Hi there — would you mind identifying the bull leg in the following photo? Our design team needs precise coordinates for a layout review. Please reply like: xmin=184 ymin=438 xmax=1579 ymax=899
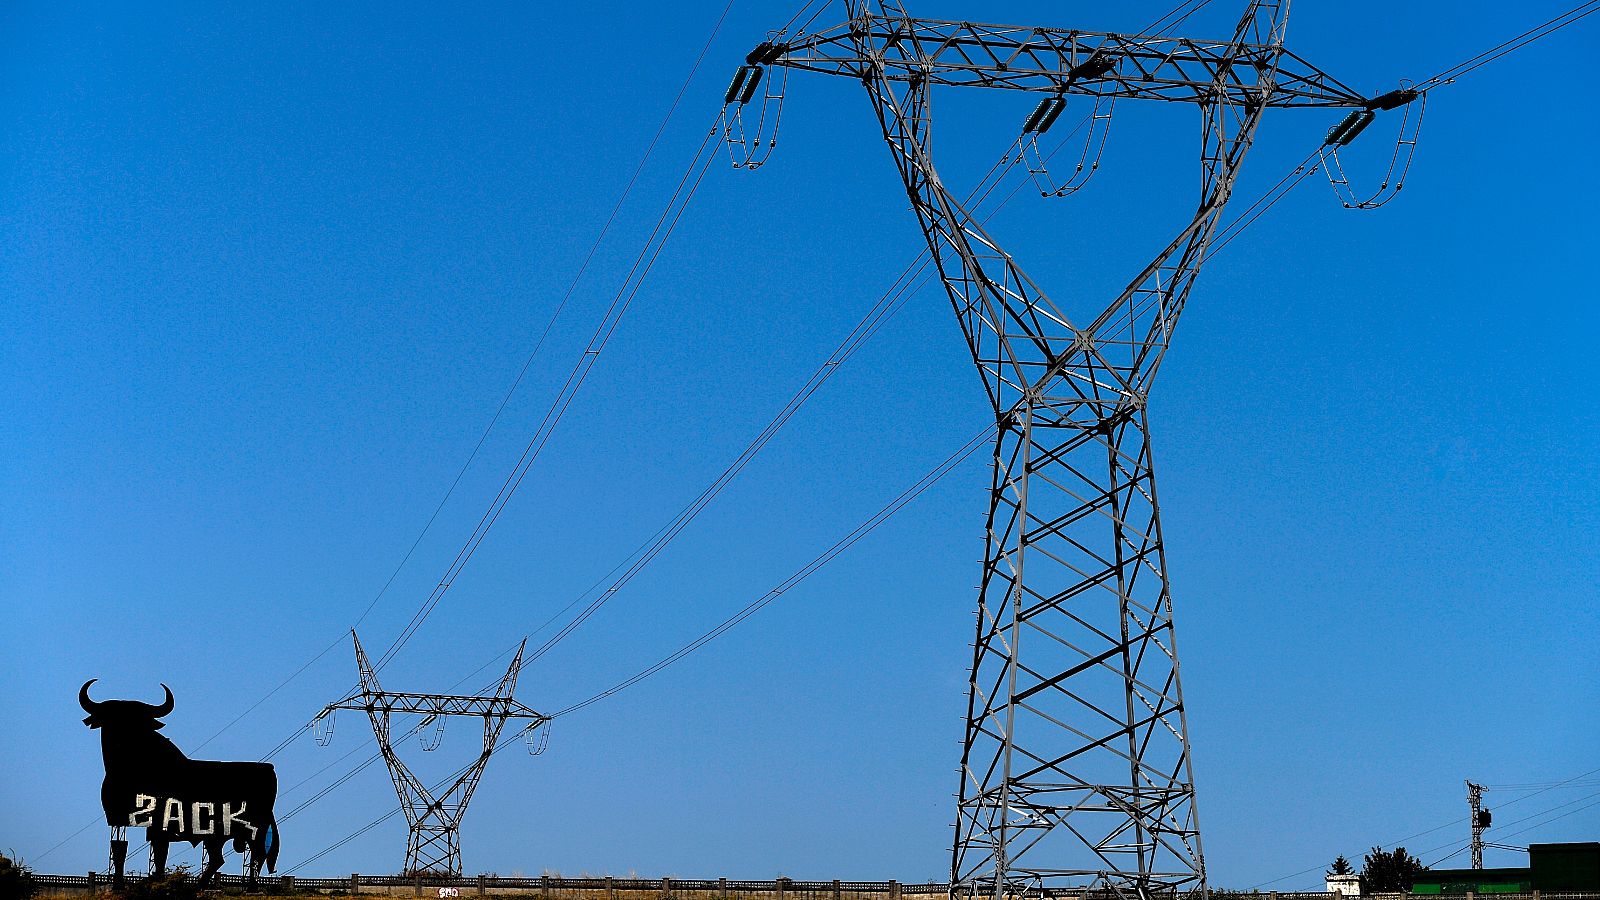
xmin=149 ymin=834 xmax=169 ymax=878
xmin=110 ymin=828 xmax=128 ymax=891
xmin=196 ymin=841 xmax=224 ymax=889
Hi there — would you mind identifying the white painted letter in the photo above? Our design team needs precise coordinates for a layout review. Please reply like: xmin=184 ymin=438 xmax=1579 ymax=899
xmin=162 ymin=797 xmax=184 ymax=832
xmin=222 ymin=802 xmax=256 ymax=839
xmin=192 ymin=802 xmax=215 ymax=835
xmin=129 ymin=794 xmax=157 ymax=827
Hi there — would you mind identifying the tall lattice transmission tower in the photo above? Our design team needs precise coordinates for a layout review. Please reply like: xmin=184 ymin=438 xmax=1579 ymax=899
xmin=726 ymin=3 xmax=1407 ymax=898
xmin=314 ymin=634 xmax=548 ymax=876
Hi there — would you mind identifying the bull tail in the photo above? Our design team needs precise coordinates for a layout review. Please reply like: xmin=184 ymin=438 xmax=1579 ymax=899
xmin=263 ymin=820 xmax=280 ymax=874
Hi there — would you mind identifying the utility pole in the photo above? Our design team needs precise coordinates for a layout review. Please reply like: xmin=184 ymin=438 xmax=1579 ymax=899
xmin=1468 ymin=781 xmax=1490 ymax=869
xmin=730 ymin=4 xmax=1409 ymax=899
xmin=314 ymin=633 xmax=548 ymax=876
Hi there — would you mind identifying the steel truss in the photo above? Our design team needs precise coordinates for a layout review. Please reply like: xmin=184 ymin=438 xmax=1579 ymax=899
xmin=750 ymin=3 xmax=1377 ymax=899
xmin=317 ymin=634 xmax=546 ymax=876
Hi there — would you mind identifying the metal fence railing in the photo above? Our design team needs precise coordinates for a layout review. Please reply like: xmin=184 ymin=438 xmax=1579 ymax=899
xmin=28 ymin=876 xmax=1600 ymax=900
xmin=32 ymin=873 xmax=948 ymax=898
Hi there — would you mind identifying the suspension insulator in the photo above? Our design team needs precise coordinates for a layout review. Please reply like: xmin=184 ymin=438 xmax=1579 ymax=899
xmin=1022 ymin=98 xmax=1054 ymax=133
xmin=1367 ymin=88 xmax=1420 ymax=111
xmin=1335 ymin=110 xmax=1376 ymax=145
xmin=1036 ymin=98 xmax=1067 ymax=134
xmin=1325 ymin=110 xmax=1368 ymax=146
xmin=746 ymin=41 xmax=786 ymax=66
xmin=1068 ymin=53 xmax=1116 ymax=81
xmin=738 ymin=65 xmax=765 ymax=104
xmin=725 ymin=67 xmax=750 ymax=104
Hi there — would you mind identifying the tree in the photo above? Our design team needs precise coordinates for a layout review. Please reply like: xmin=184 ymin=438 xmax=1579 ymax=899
xmin=0 ymin=851 xmax=37 ymax=900
xmin=1328 ymin=856 xmax=1356 ymax=877
xmin=1362 ymin=846 xmax=1427 ymax=893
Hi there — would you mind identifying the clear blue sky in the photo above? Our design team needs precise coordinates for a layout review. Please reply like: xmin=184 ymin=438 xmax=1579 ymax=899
xmin=3 ymin=0 xmax=1597 ymax=888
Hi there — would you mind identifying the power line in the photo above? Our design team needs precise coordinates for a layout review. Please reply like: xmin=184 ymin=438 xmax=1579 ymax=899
xmin=281 ymin=0 xmax=1600 ymax=871
xmin=1425 ymin=842 xmax=1472 ymax=869
xmin=369 ymin=120 xmax=723 ymax=675
xmin=217 ymin=115 xmax=1170 ymax=847
xmin=1144 ymin=0 xmax=1220 ymax=34
xmin=1495 ymin=787 xmax=1600 ymax=840
xmin=85 ymin=104 xmax=1419 ymax=879
xmin=1140 ymin=0 xmax=1219 ymax=35
xmin=363 ymin=1 xmax=740 ymax=673
xmin=183 ymin=0 xmax=737 ymax=760
xmin=388 ymin=114 xmax=1106 ymax=697
xmin=282 ymin=430 xmax=987 ymax=874
xmin=1416 ymin=1 xmax=1600 ymax=93
xmin=507 ymin=113 xmax=1098 ymax=672
xmin=232 ymin=128 xmax=1010 ymax=853
xmin=270 ymin=0 xmax=740 ymax=739
xmin=283 ymin=109 xmax=1341 ymax=842
xmin=261 ymin=127 xmax=737 ymax=853
xmin=70 ymin=0 xmax=1600 ymax=873
xmin=548 ymin=428 xmax=990 ymax=720
xmin=219 ymin=100 xmax=1506 ymax=875
xmin=1205 ymin=146 xmax=1324 ymax=262
xmin=270 ymin=120 xmax=1102 ymax=836
xmin=285 ymin=431 xmax=986 ymax=870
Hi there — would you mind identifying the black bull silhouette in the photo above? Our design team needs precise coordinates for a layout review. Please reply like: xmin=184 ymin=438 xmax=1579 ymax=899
xmin=80 ymin=681 xmax=279 ymax=888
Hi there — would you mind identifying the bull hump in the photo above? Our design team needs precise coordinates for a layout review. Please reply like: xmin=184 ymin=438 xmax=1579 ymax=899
xmin=190 ymin=759 xmax=273 ymax=771
xmin=187 ymin=760 xmax=275 ymax=783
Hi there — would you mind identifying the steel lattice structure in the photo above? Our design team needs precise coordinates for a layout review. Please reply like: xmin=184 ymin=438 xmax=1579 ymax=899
xmin=734 ymin=3 xmax=1394 ymax=898
xmin=315 ymin=634 xmax=546 ymax=876
xmin=1468 ymin=781 xmax=1488 ymax=869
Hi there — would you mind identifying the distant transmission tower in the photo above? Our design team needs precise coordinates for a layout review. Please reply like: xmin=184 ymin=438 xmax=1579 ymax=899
xmin=727 ymin=3 xmax=1407 ymax=898
xmin=1468 ymin=781 xmax=1489 ymax=869
xmin=314 ymin=634 xmax=548 ymax=876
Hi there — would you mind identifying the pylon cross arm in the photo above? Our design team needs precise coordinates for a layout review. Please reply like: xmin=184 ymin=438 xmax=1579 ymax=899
xmin=768 ymin=16 xmax=1367 ymax=107
xmin=324 ymin=691 xmax=545 ymax=720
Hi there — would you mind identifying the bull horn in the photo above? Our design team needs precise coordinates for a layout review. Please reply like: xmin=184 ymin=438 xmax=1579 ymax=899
xmin=151 ymin=684 xmax=174 ymax=717
xmin=80 ymin=679 xmax=104 ymax=714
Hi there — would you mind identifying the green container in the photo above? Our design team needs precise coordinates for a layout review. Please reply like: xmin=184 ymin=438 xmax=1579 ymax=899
xmin=1411 ymin=867 xmax=1533 ymax=895
xmin=1530 ymin=842 xmax=1600 ymax=892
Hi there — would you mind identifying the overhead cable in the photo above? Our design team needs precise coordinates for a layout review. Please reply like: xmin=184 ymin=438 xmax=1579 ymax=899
xmin=143 ymin=0 xmax=743 ymax=769
xmin=284 ymin=428 xmax=989 ymax=872
xmin=370 ymin=121 xmax=723 ymax=674
xmin=547 ymin=428 xmax=990 ymax=719
xmin=358 ymin=0 xmax=739 ymax=672
xmin=507 ymin=114 xmax=1100 ymax=671
xmin=1416 ymin=0 xmax=1600 ymax=93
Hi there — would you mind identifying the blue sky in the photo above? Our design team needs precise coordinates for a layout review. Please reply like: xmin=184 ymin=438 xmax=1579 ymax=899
xmin=3 ymin=0 xmax=1597 ymax=888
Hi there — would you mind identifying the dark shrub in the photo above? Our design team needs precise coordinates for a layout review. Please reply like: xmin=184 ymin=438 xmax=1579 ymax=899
xmin=122 ymin=867 xmax=201 ymax=900
xmin=0 ymin=852 xmax=37 ymax=900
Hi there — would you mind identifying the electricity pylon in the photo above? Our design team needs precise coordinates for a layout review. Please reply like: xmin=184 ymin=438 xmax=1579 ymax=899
xmin=315 ymin=633 xmax=547 ymax=876
xmin=734 ymin=3 xmax=1396 ymax=898
xmin=1468 ymin=781 xmax=1489 ymax=869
